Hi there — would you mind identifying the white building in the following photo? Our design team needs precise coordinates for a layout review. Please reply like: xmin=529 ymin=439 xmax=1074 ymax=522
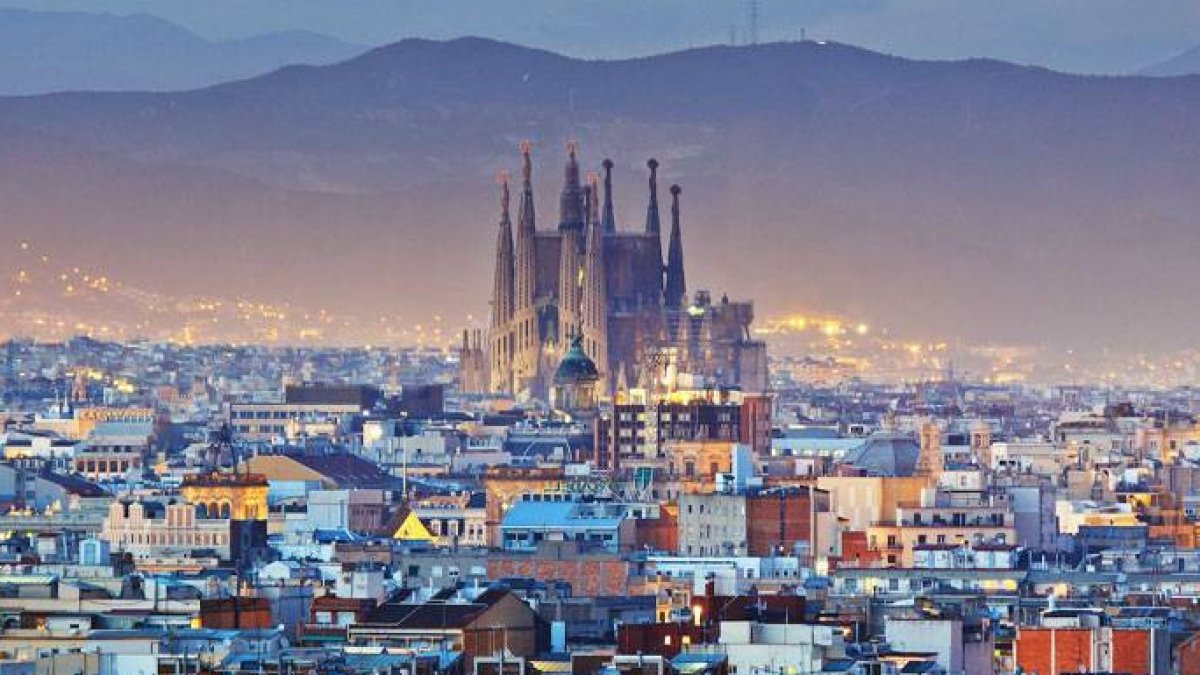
xmin=101 ymin=500 xmax=230 ymax=559
xmin=711 ymin=621 xmax=845 ymax=675
xmin=885 ymin=617 xmax=993 ymax=675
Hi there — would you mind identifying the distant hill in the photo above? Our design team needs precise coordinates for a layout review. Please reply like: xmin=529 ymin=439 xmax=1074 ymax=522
xmin=1141 ymin=45 xmax=1200 ymax=76
xmin=0 ymin=8 xmax=365 ymax=94
xmin=2 ymin=37 xmax=1200 ymax=355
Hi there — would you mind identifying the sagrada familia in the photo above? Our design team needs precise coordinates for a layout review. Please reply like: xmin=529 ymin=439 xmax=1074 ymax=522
xmin=462 ymin=142 xmax=768 ymax=401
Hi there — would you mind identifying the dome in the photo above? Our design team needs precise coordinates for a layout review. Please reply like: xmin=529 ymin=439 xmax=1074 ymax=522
xmin=842 ymin=431 xmax=920 ymax=477
xmin=554 ymin=336 xmax=600 ymax=385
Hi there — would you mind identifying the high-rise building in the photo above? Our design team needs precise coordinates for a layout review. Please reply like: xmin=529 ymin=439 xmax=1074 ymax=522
xmin=487 ymin=142 xmax=768 ymax=400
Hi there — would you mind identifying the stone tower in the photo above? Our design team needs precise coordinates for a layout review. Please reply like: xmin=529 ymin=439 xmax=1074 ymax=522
xmin=557 ymin=144 xmax=585 ymax=349
xmin=664 ymin=184 xmax=687 ymax=311
xmin=917 ymin=419 xmax=944 ymax=480
xmin=488 ymin=174 xmax=514 ymax=393
xmin=512 ymin=141 xmax=540 ymax=396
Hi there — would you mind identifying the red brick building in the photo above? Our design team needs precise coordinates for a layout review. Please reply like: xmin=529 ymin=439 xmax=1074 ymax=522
xmin=487 ymin=554 xmax=632 ymax=597
xmin=739 ymin=393 xmax=773 ymax=456
xmin=298 ymin=596 xmax=379 ymax=646
xmin=1015 ymin=626 xmax=1170 ymax=675
xmin=635 ymin=504 xmax=678 ymax=553
xmin=746 ymin=487 xmax=825 ymax=557
xmin=834 ymin=531 xmax=883 ymax=569
xmin=199 ymin=596 xmax=274 ymax=630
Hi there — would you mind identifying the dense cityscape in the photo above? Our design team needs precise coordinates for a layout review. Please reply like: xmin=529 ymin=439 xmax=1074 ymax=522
xmin=1 ymin=144 xmax=1200 ymax=675
xmin=6 ymin=3 xmax=1200 ymax=675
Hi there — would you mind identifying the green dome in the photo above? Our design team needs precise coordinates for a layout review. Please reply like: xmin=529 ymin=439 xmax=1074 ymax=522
xmin=555 ymin=335 xmax=600 ymax=384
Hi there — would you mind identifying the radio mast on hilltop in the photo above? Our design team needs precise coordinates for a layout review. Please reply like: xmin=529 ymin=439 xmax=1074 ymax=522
xmin=748 ymin=0 xmax=760 ymax=45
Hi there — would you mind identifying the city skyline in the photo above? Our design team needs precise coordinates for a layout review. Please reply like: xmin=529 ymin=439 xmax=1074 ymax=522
xmin=3 ymin=7 xmax=1200 ymax=675
xmin=3 ymin=32 xmax=1200 ymax=384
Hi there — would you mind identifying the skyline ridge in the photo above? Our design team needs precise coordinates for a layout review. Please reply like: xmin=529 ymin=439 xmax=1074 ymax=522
xmin=1 ymin=35 xmax=1198 ymax=383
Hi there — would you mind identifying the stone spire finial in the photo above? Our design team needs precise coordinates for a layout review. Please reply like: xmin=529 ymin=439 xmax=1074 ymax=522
xmin=665 ymin=184 xmax=686 ymax=310
xmin=497 ymin=170 xmax=511 ymax=220
xmin=559 ymin=141 xmax=584 ymax=231
xmin=520 ymin=140 xmax=533 ymax=184
xmin=601 ymin=159 xmax=616 ymax=234
xmin=645 ymin=158 xmax=661 ymax=236
xmin=517 ymin=141 xmax=536 ymax=234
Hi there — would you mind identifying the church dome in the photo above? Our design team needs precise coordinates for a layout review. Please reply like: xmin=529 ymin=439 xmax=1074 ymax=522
xmin=555 ymin=336 xmax=600 ymax=385
xmin=842 ymin=431 xmax=921 ymax=477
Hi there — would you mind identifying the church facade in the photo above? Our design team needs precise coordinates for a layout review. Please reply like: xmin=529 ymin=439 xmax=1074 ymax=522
xmin=482 ymin=142 xmax=768 ymax=400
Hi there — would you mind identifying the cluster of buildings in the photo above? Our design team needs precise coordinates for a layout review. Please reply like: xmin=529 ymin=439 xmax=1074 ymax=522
xmin=2 ymin=148 xmax=1200 ymax=674
xmin=4 ymin=330 xmax=1200 ymax=674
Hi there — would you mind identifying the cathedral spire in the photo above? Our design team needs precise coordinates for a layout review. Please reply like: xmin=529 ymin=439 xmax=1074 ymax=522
xmin=514 ymin=141 xmax=537 ymax=315
xmin=644 ymin=158 xmax=661 ymax=235
xmin=557 ymin=184 xmax=583 ymax=347
xmin=500 ymin=171 xmax=512 ymax=223
xmin=494 ymin=172 xmax=515 ymax=318
xmin=587 ymin=172 xmax=601 ymax=233
xmin=644 ymin=158 xmax=665 ymax=305
xmin=518 ymin=140 xmax=536 ymax=235
xmin=665 ymin=184 xmax=687 ymax=310
xmin=583 ymin=191 xmax=609 ymax=396
xmin=490 ymin=172 xmax=516 ymax=392
xmin=601 ymin=159 xmax=616 ymax=234
xmin=559 ymin=141 xmax=585 ymax=231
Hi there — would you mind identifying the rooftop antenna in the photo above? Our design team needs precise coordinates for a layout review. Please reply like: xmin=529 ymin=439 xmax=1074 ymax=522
xmin=748 ymin=0 xmax=760 ymax=45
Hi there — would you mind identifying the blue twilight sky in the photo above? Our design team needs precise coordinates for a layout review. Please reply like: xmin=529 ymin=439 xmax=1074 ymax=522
xmin=2 ymin=0 xmax=1198 ymax=74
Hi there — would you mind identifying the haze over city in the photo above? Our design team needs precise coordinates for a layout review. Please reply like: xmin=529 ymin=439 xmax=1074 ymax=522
xmin=3 ymin=1 xmax=1200 ymax=383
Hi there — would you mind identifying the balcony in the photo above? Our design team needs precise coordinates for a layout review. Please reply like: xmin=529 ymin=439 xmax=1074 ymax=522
xmin=871 ymin=518 xmax=1008 ymax=528
xmin=298 ymin=624 xmax=349 ymax=643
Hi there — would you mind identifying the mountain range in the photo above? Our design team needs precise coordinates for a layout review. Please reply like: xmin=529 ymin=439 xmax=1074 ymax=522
xmin=1142 ymin=44 xmax=1200 ymax=77
xmin=0 ymin=8 xmax=365 ymax=94
xmin=2 ymin=37 xmax=1200 ymax=357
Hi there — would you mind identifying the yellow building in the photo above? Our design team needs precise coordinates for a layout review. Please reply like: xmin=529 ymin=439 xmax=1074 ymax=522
xmin=1054 ymin=500 xmax=1140 ymax=535
xmin=180 ymin=472 xmax=269 ymax=521
xmin=865 ymin=502 xmax=1017 ymax=567
xmin=1134 ymin=420 xmax=1200 ymax=463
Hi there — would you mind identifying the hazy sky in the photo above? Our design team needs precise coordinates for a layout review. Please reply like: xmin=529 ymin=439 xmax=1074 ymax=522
xmin=4 ymin=0 xmax=1200 ymax=73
